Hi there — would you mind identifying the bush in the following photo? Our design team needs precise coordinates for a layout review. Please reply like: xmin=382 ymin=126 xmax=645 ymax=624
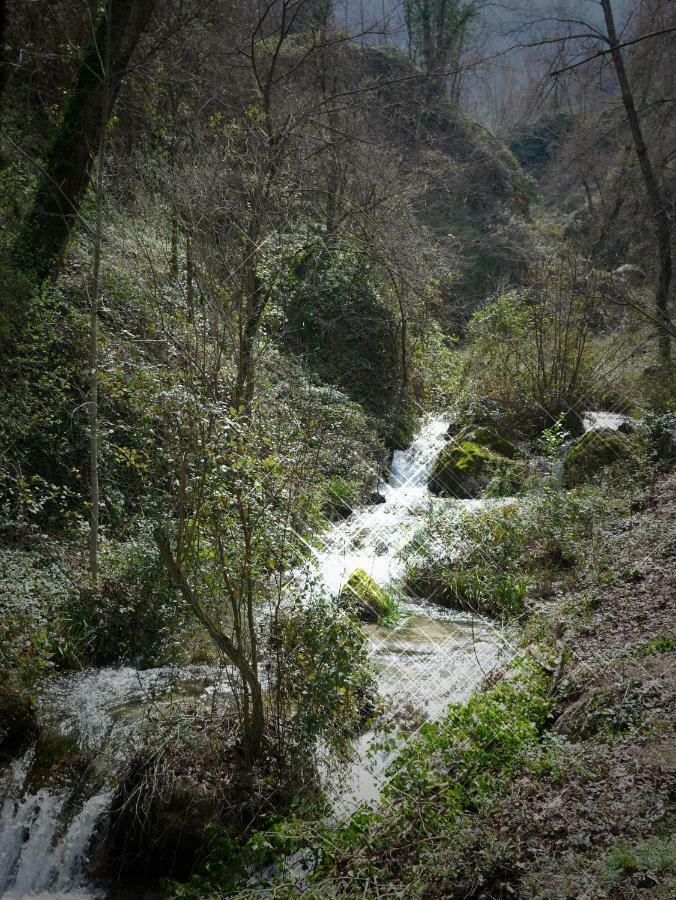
xmin=65 ymin=528 xmax=183 ymax=667
xmin=564 ymin=428 xmax=632 ymax=486
xmin=403 ymin=489 xmax=598 ymax=619
xmin=462 ymin=257 xmax=630 ymax=437
xmin=0 ymin=544 xmax=79 ymax=679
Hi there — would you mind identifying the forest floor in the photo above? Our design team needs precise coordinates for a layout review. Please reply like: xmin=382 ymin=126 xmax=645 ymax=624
xmin=476 ymin=471 xmax=676 ymax=899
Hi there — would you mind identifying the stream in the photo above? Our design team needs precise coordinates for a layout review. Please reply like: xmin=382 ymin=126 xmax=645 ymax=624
xmin=0 ymin=414 xmax=514 ymax=898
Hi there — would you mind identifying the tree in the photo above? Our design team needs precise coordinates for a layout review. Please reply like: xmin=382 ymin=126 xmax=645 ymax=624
xmin=599 ymin=0 xmax=672 ymax=364
xmin=510 ymin=0 xmax=674 ymax=363
xmin=405 ymin=0 xmax=478 ymax=98
xmin=16 ymin=0 xmax=157 ymax=284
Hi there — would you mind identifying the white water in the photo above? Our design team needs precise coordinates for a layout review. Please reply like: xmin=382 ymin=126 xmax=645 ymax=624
xmin=0 ymin=414 xmax=513 ymax=897
xmin=312 ymin=415 xmax=513 ymax=815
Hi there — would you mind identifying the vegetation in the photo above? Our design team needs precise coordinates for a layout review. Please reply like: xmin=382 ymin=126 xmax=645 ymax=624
xmin=0 ymin=0 xmax=673 ymax=897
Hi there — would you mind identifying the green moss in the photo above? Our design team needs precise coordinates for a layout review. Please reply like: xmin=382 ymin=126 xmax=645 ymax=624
xmin=564 ymin=428 xmax=631 ymax=486
xmin=340 ymin=568 xmax=397 ymax=623
xmin=429 ymin=440 xmax=524 ymax=498
xmin=453 ymin=425 xmax=518 ymax=458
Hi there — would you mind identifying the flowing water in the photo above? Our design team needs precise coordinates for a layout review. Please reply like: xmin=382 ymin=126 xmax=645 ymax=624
xmin=0 ymin=414 xmax=513 ymax=897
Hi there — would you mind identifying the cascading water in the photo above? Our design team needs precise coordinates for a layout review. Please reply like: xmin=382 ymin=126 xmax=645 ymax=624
xmin=313 ymin=415 xmax=513 ymax=814
xmin=0 ymin=414 xmax=513 ymax=896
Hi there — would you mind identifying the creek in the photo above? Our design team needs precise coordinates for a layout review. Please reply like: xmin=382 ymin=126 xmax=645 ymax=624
xmin=0 ymin=415 xmax=514 ymax=898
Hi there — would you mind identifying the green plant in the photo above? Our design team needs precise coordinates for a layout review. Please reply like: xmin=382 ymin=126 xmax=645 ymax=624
xmin=537 ymin=413 xmax=571 ymax=462
xmin=65 ymin=527 xmax=183 ymax=666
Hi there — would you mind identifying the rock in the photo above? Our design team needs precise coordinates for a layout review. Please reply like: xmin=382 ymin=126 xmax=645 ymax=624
xmin=0 ymin=682 xmax=37 ymax=756
xmin=452 ymin=425 xmax=518 ymax=458
xmin=340 ymin=568 xmax=392 ymax=622
xmin=429 ymin=440 xmax=525 ymax=498
xmin=563 ymin=428 xmax=631 ymax=486
xmin=367 ymin=491 xmax=387 ymax=506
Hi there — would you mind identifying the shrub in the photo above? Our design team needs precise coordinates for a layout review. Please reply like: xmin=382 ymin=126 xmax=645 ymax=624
xmin=563 ymin=428 xmax=632 ymax=486
xmin=463 ymin=256 xmax=630 ymax=437
xmin=403 ymin=489 xmax=598 ymax=619
xmin=65 ymin=528 xmax=183 ymax=667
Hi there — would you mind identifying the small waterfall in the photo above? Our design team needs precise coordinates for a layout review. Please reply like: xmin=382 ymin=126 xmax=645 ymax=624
xmin=314 ymin=415 xmax=450 ymax=594
xmin=313 ymin=414 xmax=514 ymax=816
xmin=0 ymin=752 xmax=109 ymax=899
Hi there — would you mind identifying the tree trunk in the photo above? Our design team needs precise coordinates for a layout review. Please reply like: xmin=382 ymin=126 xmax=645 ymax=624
xmin=17 ymin=0 xmax=157 ymax=283
xmin=0 ymin=0 xmax=8 ymax=107
xmin=601 ymin=0 xmax=672 ymax=363
xmin=87 ymin=0 xmax=113 ymax=587
xmin=155 ymin=528 xmax=265 ymax=758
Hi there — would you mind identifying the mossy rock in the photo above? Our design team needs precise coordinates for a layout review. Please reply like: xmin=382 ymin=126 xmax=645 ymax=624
xmin=429 ymin=441 xmax=524 ymax=499
xmin=340 ymin=568 xmax=392 ymax=623
xmin=564 ymin=428 xmax=631 ymax=486
xmin=453 ymin=425 xmax=518 ymax=458
xmin=0 ymin=682 xmax=36 ymax=755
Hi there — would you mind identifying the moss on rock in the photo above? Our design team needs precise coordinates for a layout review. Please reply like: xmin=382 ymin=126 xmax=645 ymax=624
xmin=453 ymin=425 xmax=518 ymax=458
xmin=564 ymin=428 xmax=631 ymax=486
xmin=429 ymin=440 xmax=524 ymax=499
xmin=340 ymin=568 xmax=393 ymax=623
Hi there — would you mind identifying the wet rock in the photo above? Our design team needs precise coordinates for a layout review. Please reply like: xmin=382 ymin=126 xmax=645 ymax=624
xmin=452 ymin=425 xmax=518 ymax=458
xmin=340 ymin=568 xmax=393 ymax=622
xmin=429 ymin=440 xmax=525 ymax=498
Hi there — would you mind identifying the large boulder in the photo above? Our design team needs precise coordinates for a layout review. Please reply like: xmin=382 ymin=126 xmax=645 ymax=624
xmin=563 ymin=428 xmax=631 ymax=486
xmin=429 ymin=439 xmax=525 ymax=499
xmin=340 ymin=568 xmax=392 ymax=623
xmin=452 ymin=425 xmax=518 ymax=458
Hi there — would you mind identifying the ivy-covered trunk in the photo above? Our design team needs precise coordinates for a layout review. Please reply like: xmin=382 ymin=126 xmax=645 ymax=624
xmin=16 ymin=0 xmax=157 ymax=284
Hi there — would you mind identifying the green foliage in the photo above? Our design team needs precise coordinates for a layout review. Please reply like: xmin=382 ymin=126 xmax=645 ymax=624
xmin=298 ymin=660 xmax=551 ymax=896
xmin=509 ymin=110 xmax=573 ymax=170
xmin=537 ymin=413 xmax=571 ymax=462
xmin=464 ymin=259 xmax=629 ymax=437
xmin=564 ymin=428 xmax=632 ymax=487
xmin=404 ymin=488 xmax=599 ymax=618
xmin=404 ymin=0 xmax=478 ymax=75
xmin=640 ymin=410 xmax=676 ymax=464
xmin=280 ymin=246 xmax=400 ymax=424
xmin=0 ymin=282 xmax=89 ymax=536
xmin=603 ymin=837 xmax=676 ymax=889
xmin=0 ymin=545 xmax=80 ymax=681
xmin=276 ymin=595 xmax=377 ymax=759
xmin=65 ymin=528 xmax=183 ymax=666
xmin=636 ymin=634 xmax=676 ymax=658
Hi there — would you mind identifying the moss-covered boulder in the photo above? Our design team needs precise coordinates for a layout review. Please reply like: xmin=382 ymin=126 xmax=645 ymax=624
xmin=340 ymin=568 xmax=392 ymax=623
xmin=429 ymin=440 xmax=525 ymax=499
xmin=564 ymin=428 xmax=631 ymax=486
xmin=0 ymin=681 xmax=36 ymax=755
xmin=453 ymin=425 xmax=518 ymax=459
